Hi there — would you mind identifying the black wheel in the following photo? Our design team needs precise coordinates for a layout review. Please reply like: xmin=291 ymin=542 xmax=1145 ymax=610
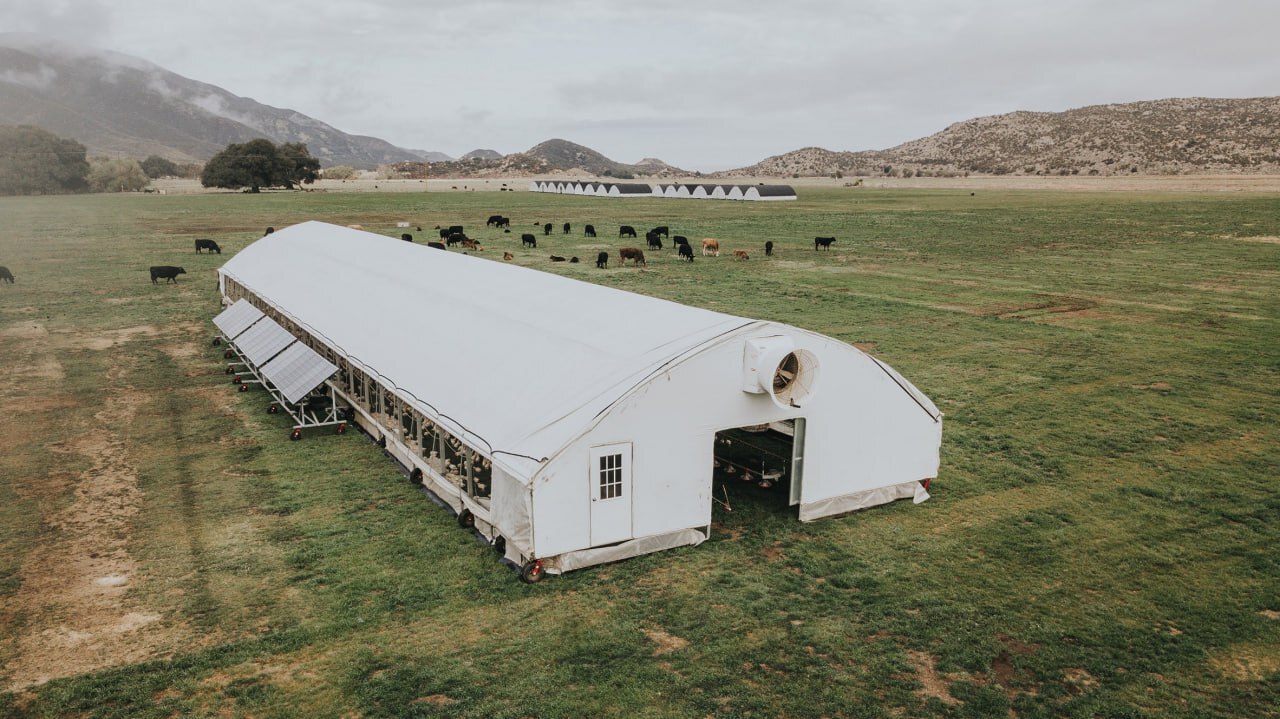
xmin=212 ymin=337 xmax=221 ymax=346
xmin=520 ymin=559 xmax=544 ymax=584
xmin=493 ymin=536 xmax=506 ymax=555
xmin=290 ymin=428 xmax=301 ymax=441
xmin=238 ymin=384 xmax=249 ymax=392
xmin=457 ymin=509 xmax=475 ymax=529
xmin=410 ymin=467 xmax=423 ymax=485
xmin=377 ymin=435 xmax=387 ymax=449
xmin=268 ymin=404 xmax=278 ymax=414
xmin=336 ymin=422 xmax=347 ymax=435
xmin=224 ymin=350 xmax=233 ymax=359
xmin=225 ymin=365 xmax=234 ymax=374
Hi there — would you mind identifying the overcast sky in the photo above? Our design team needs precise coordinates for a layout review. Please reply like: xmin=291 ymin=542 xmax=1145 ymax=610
xmin=3 ymin=0 xmax=1277 ymax=170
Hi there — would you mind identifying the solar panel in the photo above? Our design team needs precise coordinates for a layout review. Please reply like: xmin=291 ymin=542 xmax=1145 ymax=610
xmin=212 ymin=299 xmax=265 ymax=340
xmin=259 ymin=342 xmax=338 ymax=404
xmin=234 ymin=317 xmax=296 ymax=366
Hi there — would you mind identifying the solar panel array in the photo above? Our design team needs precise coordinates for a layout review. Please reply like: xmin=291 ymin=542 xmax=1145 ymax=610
xmin=212 ymin=299 xmax=265 ymax=340
xmin=260 ymin=341 xmax=338 ymax=404
xmin=234 ymin=317 xmax=296 ymax=366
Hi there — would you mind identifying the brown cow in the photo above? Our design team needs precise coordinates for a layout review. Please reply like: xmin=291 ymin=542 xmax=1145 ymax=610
xmin=734 ymin=250 xmax=750 ymax=260
xmin=619 ymin=247 xmax=646 ymax=266
xmin=701 ymin=238 xmax=720 ymax=257
xmin=503 ymin=251 xmax=514 ymax=261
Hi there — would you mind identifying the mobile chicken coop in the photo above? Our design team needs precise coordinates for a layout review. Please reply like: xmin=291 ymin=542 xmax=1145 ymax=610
xmin=216 ymin=222 xmax=941 ymax=581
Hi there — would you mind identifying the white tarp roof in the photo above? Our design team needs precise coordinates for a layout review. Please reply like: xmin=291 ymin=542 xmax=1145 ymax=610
xmin=220 ymin=222 xmax=753 ymax=478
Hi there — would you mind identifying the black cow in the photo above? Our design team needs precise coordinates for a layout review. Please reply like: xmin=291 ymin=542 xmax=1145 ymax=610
xmin=543 ymin=222 xmax=553 ymax=235
xmin=0 ymin=266 xmax=13 ymax=283
xmin=401 ymin=233 xmax=414 ymax=242
xmin=765 ymin=241 xmax=774 ymax=257
xmin=447 ymin=233 xmax=467 ymax=246
xmin=584 ymin=224 xmax=596 ymax=237
xmin=150 ymin=266 xmax=186 ymax=284
xmin=486 ymin=214 xmax=504 ymax=226
xmin=194 ymin=239 xmax=221 ymax=254
xmin=449 ymin=225 xmax=464 ymax=235
xmin=439 ymin=228 xmax=451 ymax=239
xmin=672 ymin=236 xmax=690 ymax=251
xmin=815 ymin=236 xmax=836 ymax=250
xmin=264 ymin=227 xmax=275 ymax=236
xmin=596 ymin=252 xmax=608 ymax=268
xmin=550 ymin=255 xmax=566 ymax=262
xmin=569 ymin=256 xmax=579 ymax=263
xmin=496 ymin=216 xmax=510 ymax=228
xmin=619 ymin=225 xmax=637 ymax=238
xmin=650 ymin=225 xmax=669 ymax=237
xmin=427 ymin=242 xmax=446 ymax=250
xmin=562 ymin=222 xmax=571 ymax=234
xmin=521 ymin=233 xmax=537 ymax=248
xmin=678 ymin=243 xmax=694 ymax=262
xmin=646 ymin=232 xmax=663 ymax=250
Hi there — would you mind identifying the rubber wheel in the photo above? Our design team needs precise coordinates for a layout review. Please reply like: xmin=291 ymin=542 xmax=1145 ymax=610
xmin=410 ymin=467 xmax=423 ymax=485
xmin=520 ymin=560 xmax=544 ymax=584
xmin=336 ymin=422 xmax=347 ymax=435
xmin=268 ymin=404 xmax=278 ymax=414
xmin=238 ymin=384 xmax=249 ymax=392
xmin=377 ymin=435 xmax=387 ymax=449
xmin=290 ymin=429 xmax=301 ymax=441
xmin=457 ymin=509 xmax=475 ymax=529
xmin=493 ymin=536 xmax=506 ymax=555
xmin=224 ymin=350 xmax=233 ymax=359
xmin=225 ymin=365 xmax=234 ymax=374
xmin=212 ymin=337 xmax=221 ymax=346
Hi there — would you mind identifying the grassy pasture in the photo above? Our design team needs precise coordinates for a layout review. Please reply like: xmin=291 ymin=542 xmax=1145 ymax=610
xmin=0 ymin=186 xmax=1277 ymax=718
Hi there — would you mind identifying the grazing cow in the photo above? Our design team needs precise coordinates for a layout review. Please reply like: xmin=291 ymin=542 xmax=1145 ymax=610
xmin=701 ymin=238 xmax=720 ymax=257
xmin=486 ymin=214 xmax=504 ymax=226
xmin=678 ymin=244 xmax=694 ymax=262
xmin=150 ymin=266 xmax=186 ymax=284
xmin=815 ymin=236 xmax=836 ymax=250
xmin=439 ymin=227 xmax=452 ymax=239
xmin=194 ymin=239 xmax=221 ymax=254
xmin=460 ymin=239 xmax=482 ymax=250
xmin=734 ymin=250 xmax=750 ymax=260
xmin=447 ymin=233 xmax=467 ymax=246
xmin=427 ymin=242 xmax=446 ymax=250
xmin=503 ymin=252 xmax=514 ymax=261
xmin=448 ymin=225 xmax=464 ymax=236
xmin=543 ymin=222 xmax=553 ymax=235
xmin=550 ymin=255 xmax=566 ymax=262
xmin=672 ymin=235 xmax=690 ymax=251
xmin=562 ymin=222 xmax=571 ymax=234
xmin=496 ymin=216 xmax=510 ymax=228
xmin=646 ymin=232 xmax=663 ymax=250
xmin=521 ymin=233 xmax=537 ymax=248
xmin=619 ymin=225 xmax=637 ymax=238
xmin=401 ymin=233 xmax=413 ymax=242
xmin=264 ymin=227 xmax=275 ymax=236
xmin=650 ymin=225 xmax=669 ymax=237
xmin=569 ymin=256 xmax=579 ymax=263
xmin=0 ymin=266 xmax=13 ymax=283
xmin=584 ymin=224 xmax=596 ymax=237
xmin=596 ymin=252 xmax=609 ymax=268
xmin=619 ymin=248 xmax=646 ymax=266
xmin=765 ymin=240 xmax=774 ymax=257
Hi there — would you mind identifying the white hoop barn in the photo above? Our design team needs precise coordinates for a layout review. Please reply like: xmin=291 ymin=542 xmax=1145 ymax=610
xmin=216 ymin=222 xmax=941 ymax=580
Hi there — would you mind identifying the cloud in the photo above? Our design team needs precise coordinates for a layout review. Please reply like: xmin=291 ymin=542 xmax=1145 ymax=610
xmin=0 ymin=63 xmax=57 ymax=90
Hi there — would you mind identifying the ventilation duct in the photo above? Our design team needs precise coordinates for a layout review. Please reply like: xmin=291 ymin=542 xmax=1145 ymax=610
xmin=742 ymin=337 xmax=820 ymax=409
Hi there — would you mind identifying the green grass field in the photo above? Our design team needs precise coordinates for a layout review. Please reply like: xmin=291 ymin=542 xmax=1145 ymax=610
xmin=1 ymin=186 xmax=1277 ymax=718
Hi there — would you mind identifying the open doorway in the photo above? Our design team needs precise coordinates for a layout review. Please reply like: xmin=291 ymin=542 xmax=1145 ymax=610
xmin=712 ymin=418 xmax=804 ymax=517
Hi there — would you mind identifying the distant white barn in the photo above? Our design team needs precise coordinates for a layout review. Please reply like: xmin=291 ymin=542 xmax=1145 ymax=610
xmin=216 ymin=222 xmax=942 ymax=581
xmin=726 ymin=185 xmax=745 ymax=200
xmin=710 ymin=185 xmax=728 ymax=200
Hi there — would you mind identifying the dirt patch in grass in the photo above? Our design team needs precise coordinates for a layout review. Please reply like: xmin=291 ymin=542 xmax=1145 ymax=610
xmin=1233 ymin=235 xmax=1280 ymax=244
xmin=1062 ymin=668 xmax=1098 ymax=695
xmin=1208 ymin=643 xmax=1280 ymax=681
xmin=643 ymin=628 xmax=690 ymax=655
xmin=905 ymin=650 xmax=960 ymax=705
xmin=1 ymin=367 xmax=182 ymax=691
xmin=412 ymin=695 xmax=456 ymax=707
xmin=1259 ymin=610 xmax=1280 ymax=620
xmin=70 ymin=325 xmax=161 ymax=351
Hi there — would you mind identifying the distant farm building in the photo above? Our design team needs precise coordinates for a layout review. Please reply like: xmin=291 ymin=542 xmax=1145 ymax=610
xmin=529 ymin=180 xmax=796 ymax=201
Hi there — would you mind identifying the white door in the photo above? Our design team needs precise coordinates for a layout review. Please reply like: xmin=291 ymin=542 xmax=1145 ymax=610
xmin=589 ymin=443 xmax=633 ymax=545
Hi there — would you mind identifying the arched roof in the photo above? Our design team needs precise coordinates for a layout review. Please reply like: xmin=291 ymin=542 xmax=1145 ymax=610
xmin=219 ymin=222 xmax=754 ymax=478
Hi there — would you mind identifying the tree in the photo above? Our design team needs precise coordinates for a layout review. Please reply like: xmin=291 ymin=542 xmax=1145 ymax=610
xmin=0 ymin=125 xmax=90 ymax=195
xmin=140 ymin=155 xmax=180 ymax=179
xmin=200 ymin=138 xmax=319 ymax=192
xmin=88 ymin=157 xmax=150 ymax=192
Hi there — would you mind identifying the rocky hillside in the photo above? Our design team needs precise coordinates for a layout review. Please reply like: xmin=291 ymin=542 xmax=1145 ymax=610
xmin=0 ymin=33 xmax=438 ymax=167
xmin=384 ymin=139 xmax=688 ymax=179
xmin=727 ymin=97 xmax=1280 ymax=178
xmin=460 ymin=149 xmax=502 ymax=160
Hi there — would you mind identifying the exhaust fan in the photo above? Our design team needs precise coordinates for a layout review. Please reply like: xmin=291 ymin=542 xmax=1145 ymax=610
xmin=742 ymin=337 xmax=820 ymax=408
